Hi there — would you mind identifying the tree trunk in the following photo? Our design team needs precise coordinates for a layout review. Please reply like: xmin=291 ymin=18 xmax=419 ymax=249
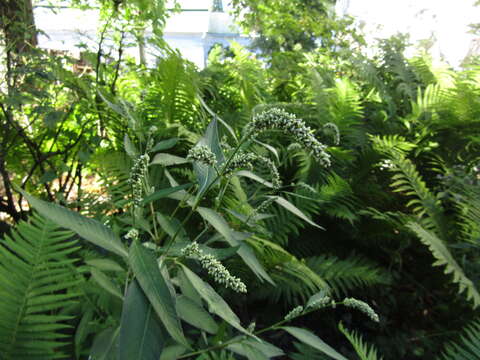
xmin=0 ymin=0 xmax=37 ymax=55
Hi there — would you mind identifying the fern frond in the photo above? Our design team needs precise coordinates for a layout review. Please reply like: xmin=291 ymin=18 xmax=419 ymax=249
xmin=306 ymin=254 xmax=391 ymax=296
xmin=406 ymin=222 xmax=480 ymax=308
xmin=371 ymin=135 xmax=445 ymax=235
xmin=339 ymin=322 xmax=383 ymax=360
xmin=248 ymin=237 xmax=329 ymax=305
xmin=440 ymin=320 xmax=480 ymax=360
xmin=389 ymin=156 xmax=446 ymax=235
xmin=0 ymin=213 xmax=80 ymax=359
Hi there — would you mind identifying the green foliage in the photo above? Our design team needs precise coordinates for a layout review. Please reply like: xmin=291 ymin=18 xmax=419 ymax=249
xmin=339 ymin=322 xmax=383 ymax=360
xmin=440 ymin=320 xmax=480 ymax=360
xmin=2 ymin=3 xmax=480 ymax=359
xmin=0 ymin=214 xmax=80 ymax=359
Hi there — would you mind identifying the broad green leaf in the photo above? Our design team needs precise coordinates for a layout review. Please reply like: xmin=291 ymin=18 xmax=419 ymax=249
xmin=193 ymin=118 xmax=225 ymax=196
xmin=176 ymin=295 xmax=218 ymax=334
xmin=129 ymin=241 xmax=188 ymax=347
xmin=197 ymin=207 xmax=273 ymax=284
xmin=178 ymin=269 xmax=202 ymax=306
xmin=157 ymin=213 xmax=189 ymax=242
xmin=228 ymin=342 xmax=268 ymax=360
xmin=164 ymin=170 xmax=195 ymax=206
xmin=142 ymin=184 xmax=192 ymax=205
xmin=236 ymin=170 xmax=273 ymax=188
xmin=86 ymin=258 xmax=125 ymax=272
xmin=119 ymin=280 xmax=165 ymax=360
xmin=198 ymin=96 xmax=237 ymax=141
xmin=124 ymin=134 xmax=138 ymax=158
xmin=180 ymin=265 xmax=248 ymax=335
xmin=90 ymin=327 xmax=120 ymax=360
xmin=244 ymin=339 xmax=284 ymax=358
xmin=270 ymin=196 xmax=324 ymax=230
xmin=160 ymin=344 xmax=188 ymax=360
xmin=151 ymin=153 xmax=189 ymax=166
xmin=90 ymin=268 xmax=123 ymax=300
xmin=21 ymin=191 xmax=128 ymax=258
xmin=237 ymin=243 xmax=274 ymax=285
xmin=228 ymin=338 xmax=284 ymax=360
xmin=151 ymin=138 xmax=179 ymax=152
xmin=281 ymin=327 xmax=347 ymax=360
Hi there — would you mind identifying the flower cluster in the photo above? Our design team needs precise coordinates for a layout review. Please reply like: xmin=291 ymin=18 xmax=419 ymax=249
xmin=250 ymin=196 xmax=276 ymax=221
xmin=307 ymin=295 xmax=331 ymax=310
xmin=284 ymin=306 xmax=304 ymax=321
xmin=181 ymin=242 xmax=247 ymax=293
xmin=128 ymin=154 xmax=150 ymax=206
xmin=223 ymin=152 xmax=281 ymax=190
xmin=187 ymin=145 xmax=217 ymax=167
xmin=125 ymin=228 xmax=139 ymax=241
xmin=256 ymin=155 xmax=281 ymax=190
xmin=223 ymin=152 xmax=257 ymax=176
xmin=343 ymin=297 xmax=379 ymax=322
xmin=245 ymin=108 xmax=331 ymax=167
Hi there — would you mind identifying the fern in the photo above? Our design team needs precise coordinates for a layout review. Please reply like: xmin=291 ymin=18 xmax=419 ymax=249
xmin=371 ymin=135 xmax=446 ymax=235
xmin=406 ymin=222 xmax=480 ymax=308
xmin=440 ymin=320 xmax=480 ymax=360
xmin=0 ymin=213 xmax=80 ymax=359
xmin=306 ymin=254 xmax=391 ymax=296
xmin=339 ymin=322 xmax=383 ymax=360
xmin=247 ymin=237 xmax=329 ymax=305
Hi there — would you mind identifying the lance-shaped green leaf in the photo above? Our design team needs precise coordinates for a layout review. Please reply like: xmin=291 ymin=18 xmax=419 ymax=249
xmin=180 ymin=265 xmax=249 ymax=335
xmin=236 ymin=170 xmax=273 ymax=188
xmin=281 ymin=327 xmax=347 ymax=360
xmin=151 ymin=138 xmax=179 ymax=152
xmin=90 ymin=268 xmax=123 ymax=300
xmin=124 ymin=134 xmax=138 ymax=158
xmin=151 ymin=153 xmax=189 ymax=166
xmin=228 ymin=338 xmax=284 ymax=359
xmin=176 ymin=295 xmax=218 ymax=334
xmin=142 ymin=184 xmax=192 ymax=205
xmin=90 ymin=327 xmax=120 ymax=360
xmin=193 ymin=118 xmax=225 ymax=196
xmin=197 ymin=207 xmax=273 ymax=284
xmin=160 ymin=344 xmax=188 ymax=360
xmin=129 ymin=241 xmax=188 ymax=347
xmin=20 ymin=190 xmax=128 ymax=258
xmin=269 ymin=196 xmax=324 ymax=230
xmin=86 ymin=258 xmax=125 ymax=273
xmin=119 ymin=280 xmax=165 ymax=360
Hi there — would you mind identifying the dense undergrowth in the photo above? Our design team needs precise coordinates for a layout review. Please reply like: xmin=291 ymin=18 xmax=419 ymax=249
xmin=1 ymin=1 xmax=480 ymax=359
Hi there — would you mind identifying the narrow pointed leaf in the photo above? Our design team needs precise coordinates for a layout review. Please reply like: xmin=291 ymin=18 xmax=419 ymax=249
xmin=129 ymin=241 xmax=188 ymax=346
xmin=193 ymin=118 xmax=225 ymax=196
xmin=281 ymin=326 xmax=347 ymax=360
xmin=151 ymin=138 xmax=179 ymax=152
xmin=20 ymin=191 xmax=127 ymax=258
xmin=90 ymin=268 xmax=123 ymax=300
xmin=197 ymin=207 xmax=273 ymax=284
xmin=119 ymin=280 xmax=165 ymax=360
xmin=151 ymin=153 xmax=189 ymax=166
xmin=142 ymin=184 xmax=192 ymax=205
xmin=180 ymin=265 xmax=248 ymax=335
xmin=270 ymin=196 xmax=324 ymax=230
xmin=90 ymin=327 xmax=120 ymax=360
xmin=176 ymin=295 xmax=218 ymax=334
